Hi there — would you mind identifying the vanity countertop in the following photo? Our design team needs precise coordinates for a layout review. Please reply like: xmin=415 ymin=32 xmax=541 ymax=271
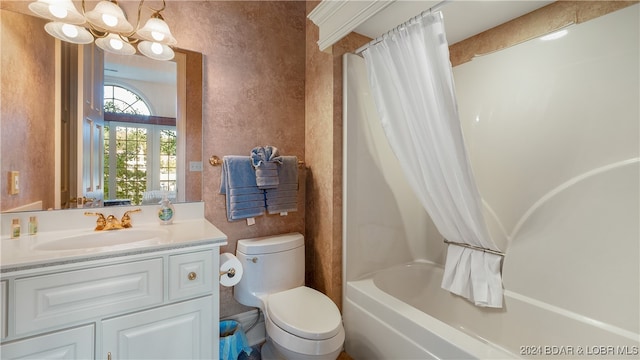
xmin=1 ymin=219 xmax=227 ymax=272
xmin=0 ymin=202 xmax=227 ymax=274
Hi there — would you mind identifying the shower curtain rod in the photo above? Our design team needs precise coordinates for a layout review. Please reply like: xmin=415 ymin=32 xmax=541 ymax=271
xmin=443 ymin=239 xmax=505 ymax=257
xmin=354 ymin=0 xmax=451 ymax=55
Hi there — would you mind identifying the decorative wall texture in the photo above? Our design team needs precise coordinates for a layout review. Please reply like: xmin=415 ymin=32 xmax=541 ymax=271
xmin=305 ymin=0 xmax=370 ymax=308
xmin=163 ymin=1 xmax=307 ymax=317
xmin=0 ymin=10 xmax=55 ymax=211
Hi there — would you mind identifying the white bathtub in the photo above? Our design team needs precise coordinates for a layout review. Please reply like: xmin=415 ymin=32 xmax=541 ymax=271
xmin=344 ymin=262 xmax=639 ymax=359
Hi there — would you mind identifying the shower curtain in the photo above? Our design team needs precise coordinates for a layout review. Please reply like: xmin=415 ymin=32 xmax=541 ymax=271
xmin=362 ymin=12 xmax=503 ymax=307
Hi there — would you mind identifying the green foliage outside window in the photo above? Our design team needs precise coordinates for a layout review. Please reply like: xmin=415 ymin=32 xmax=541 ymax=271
xmin=104 ymin=126 xmax=148 ymax=205
xmin=103 ymin=85 xmax=176 ymax=205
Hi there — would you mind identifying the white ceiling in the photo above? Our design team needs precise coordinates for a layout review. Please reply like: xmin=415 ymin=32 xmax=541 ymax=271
xmin=354 ymin=0 xmax=555 ymax=45
xmin=104 ymin=52 xmax=176 ymax=85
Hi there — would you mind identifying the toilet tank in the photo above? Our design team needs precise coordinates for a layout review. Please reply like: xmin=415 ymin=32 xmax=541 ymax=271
xmin=234 ymin=232 xmax=305 ymax=308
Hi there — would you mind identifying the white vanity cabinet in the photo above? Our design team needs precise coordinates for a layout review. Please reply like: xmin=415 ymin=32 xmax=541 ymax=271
xmin=1 ymin=325 xmax=95 ymax=359
xmin=1 ymin=280 xmax=6 ymax=339
xmin=102 ymin=296 xmax=212 ymax=359
xmin=0 ymin=246 xmax=219 ymax=360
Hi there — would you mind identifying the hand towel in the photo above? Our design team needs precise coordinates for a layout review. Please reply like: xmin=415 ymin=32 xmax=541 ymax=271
xmin=251 ymin=146 xmax=283 ymax=189
xmin=255 ymin=162 xmax=279 ymax=189
xmin=220 ymin=156 xmax=265 ymax=221
xmin=265 ymin=156 xmax=298 ymax=214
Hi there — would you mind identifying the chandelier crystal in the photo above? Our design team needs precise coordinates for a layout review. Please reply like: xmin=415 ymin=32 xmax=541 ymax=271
xmin=28 ymin=0 xmax=176 ymax=61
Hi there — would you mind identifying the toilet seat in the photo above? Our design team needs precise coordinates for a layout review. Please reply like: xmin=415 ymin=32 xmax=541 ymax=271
xmin=267 ymin=286 xmax=342 ymax=340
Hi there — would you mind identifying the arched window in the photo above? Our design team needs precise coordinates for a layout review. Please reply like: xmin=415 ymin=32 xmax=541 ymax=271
xmin=104 ymin=85 xmax=151 ymax=115
xmin=103 ymin=85 xmax=176 ymax=205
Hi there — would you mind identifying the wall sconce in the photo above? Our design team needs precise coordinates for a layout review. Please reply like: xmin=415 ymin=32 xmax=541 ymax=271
xmin=28 ymin=0 xmax=177 ymax=61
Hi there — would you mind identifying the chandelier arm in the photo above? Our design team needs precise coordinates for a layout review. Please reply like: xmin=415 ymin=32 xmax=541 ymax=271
xmin=120 ymin=0 xmax=169 ymax=40
xmin=87 ymin=26 xmax=108 ymax=39
xmin=75 ymin=0 xmax=172 ymax=48
xmin=119 ymin=33 xmax=140 ymax=44
xmin=143 ymin=0 xmax=167 ymax=14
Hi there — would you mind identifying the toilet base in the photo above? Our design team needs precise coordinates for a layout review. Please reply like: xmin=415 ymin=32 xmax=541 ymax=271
xmin=261 ymin=340 xmax=342 ymax=360
xmin=260 ymin=341 xmax=283 ymax=360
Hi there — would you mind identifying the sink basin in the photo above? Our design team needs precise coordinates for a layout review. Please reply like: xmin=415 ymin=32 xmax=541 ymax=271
xmin=33 ymin=228 xmax=169 ymax=251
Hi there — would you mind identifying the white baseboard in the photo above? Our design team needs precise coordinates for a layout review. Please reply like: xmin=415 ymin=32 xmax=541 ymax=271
xmin=222 ymin=309 xmax=266 ymax=347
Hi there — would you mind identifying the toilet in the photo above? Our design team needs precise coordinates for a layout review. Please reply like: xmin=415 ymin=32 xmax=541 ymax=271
xmin=234 ymin=233 xmax=345 ymax=360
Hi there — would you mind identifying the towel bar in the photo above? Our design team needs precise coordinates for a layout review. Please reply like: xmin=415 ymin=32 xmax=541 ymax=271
xmin=443 ymin=239 xmax=505 ymax=257
xmin=209 ymin=155 xmax=305 ymax=168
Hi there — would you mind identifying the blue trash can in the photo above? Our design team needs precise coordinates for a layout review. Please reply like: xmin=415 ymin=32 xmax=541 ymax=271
xmin=219 ymin=320 xmax=256 ymax=360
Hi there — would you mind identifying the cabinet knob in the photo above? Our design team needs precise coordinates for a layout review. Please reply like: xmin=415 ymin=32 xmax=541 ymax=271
xmin=188 ymin=272 xmax=197 ymax=281
xmin=107 ymin=352 xmax=112 ymax=360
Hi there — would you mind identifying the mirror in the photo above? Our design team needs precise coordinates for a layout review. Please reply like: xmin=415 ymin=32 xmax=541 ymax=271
xmin=1 ymin=3 xmax=203 ymax=213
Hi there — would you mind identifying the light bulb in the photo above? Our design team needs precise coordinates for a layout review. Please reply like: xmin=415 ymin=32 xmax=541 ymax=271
xmin=102 ymin=13 xmax=118 ymax=27
xmin=109 ymin=37 xmax=124 ymax=50
xmin=151 ymin=42 xmax=163 ymax=55
xmin=48 ymin=5 xmax=68 ymax=19
xmin=151 ymin=31 xmax=165 ymax=42
xmin=61 ymin=23 xmax=78 ymax=38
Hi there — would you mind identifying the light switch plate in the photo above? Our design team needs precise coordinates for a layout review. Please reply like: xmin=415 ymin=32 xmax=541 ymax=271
xmin=189 ymin=161 xmax=203 ymax=172
xmin=9 ymin=171 xmax=19 ymax=195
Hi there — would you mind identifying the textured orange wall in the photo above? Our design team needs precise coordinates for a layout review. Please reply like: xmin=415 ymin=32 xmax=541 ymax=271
xmin=0 ymin=9 xmax=55 ymax=211
xmin=164 ymin=1 xmax=307 ymax=317
xmin=304 ymin=0 xmax=333 ymax=301
xmin=305 ymin=0 xmax=370 ymax=308
xmin=1 ymin=0 xmax=306 ymax=318
xmin=184 ymin=49 xmax=203 ymax=203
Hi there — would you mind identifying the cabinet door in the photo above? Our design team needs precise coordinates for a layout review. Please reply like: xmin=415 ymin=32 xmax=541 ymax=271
xmin=102 ymin=296 xmax=212 ymax=360
xmin=1 ymin=325 xmax=94 ymax=360
xmin=1 ymin=280 xmax=6 ymax=339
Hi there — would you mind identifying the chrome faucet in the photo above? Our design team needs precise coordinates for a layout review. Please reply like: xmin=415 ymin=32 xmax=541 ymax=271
xmin=85 ymin=209 xmax=142 ymax=231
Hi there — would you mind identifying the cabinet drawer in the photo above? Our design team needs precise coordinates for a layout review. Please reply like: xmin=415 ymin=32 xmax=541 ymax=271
xmin=169 ymin=250 xmax=213 ymax=300
xmin=15 ymin=258 xmax=163 ymax=335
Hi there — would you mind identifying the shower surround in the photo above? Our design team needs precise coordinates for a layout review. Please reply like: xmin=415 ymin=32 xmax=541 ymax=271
xmin=342 ymin=4 xmax=639 ymax=358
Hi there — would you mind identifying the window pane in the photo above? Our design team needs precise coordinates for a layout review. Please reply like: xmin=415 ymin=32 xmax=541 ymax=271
xmin=103 ymin=85 xmax=175 ymax=204
xmin=159 ymin=129 xmax=177 ymax=192
xmin=104 ymin=85 xmax=151 ymax=115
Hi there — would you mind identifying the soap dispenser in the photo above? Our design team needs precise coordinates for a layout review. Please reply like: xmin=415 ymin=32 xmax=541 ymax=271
xmin=157 ymin=192 xmax=175 ymax=225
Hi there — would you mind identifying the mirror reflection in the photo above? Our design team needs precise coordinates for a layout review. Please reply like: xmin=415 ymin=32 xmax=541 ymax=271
xmin=103 ymin=52 xmax=178 ymax=207
xmin=0 ymin=5 xmax=203 ymax=213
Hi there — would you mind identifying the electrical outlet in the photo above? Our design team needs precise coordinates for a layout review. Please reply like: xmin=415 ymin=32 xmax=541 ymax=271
xmin=189 ymin=161 xmax=203 ymax=172
xmin=9 ymin=171 xmax=19 ymax=195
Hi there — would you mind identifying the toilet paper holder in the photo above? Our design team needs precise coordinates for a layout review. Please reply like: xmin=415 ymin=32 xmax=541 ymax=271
xmin=220 ymin=268 xmax=236 ymax=278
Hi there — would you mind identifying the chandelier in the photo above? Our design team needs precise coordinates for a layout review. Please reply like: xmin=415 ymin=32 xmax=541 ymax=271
xmin=28 ymin=0 xmax=177 ymax=61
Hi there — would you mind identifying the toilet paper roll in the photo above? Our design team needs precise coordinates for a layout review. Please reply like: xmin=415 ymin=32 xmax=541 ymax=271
xmin=219 ymin=252 xmax=243 ymax=287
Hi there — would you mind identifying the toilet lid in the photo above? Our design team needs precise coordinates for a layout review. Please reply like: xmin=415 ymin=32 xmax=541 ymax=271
xmin=267 ymin=286 xmax=342 ymax=341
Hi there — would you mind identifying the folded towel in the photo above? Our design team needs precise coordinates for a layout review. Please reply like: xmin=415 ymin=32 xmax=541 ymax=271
xmin=231 ymin=200 xmax=266 ymax=211
xmin=264 ymin=190 xmax=297 ymax=199
xmin=265 ymin=156 xmax=298 ymax=214
xmin=220 ymin=156 xmax=265 ymax=221
xmin=266 ymin=197 xmax=297 ymax=206
xmin=230 ymin=193 xmax=265 ymax=203
xmin=255 ymin=162 xmax=279 ymax=189
xmin=255 ymin=162 xmax=278 ymax=177
xmin=251 ymin=146 xmax=283 ymax=189
xmin=250 ymin=146 xmax=282 ymax=168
